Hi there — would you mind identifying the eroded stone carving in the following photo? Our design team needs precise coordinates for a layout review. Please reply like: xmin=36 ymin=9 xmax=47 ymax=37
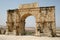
xmin=6 ymin=3 xmax=56 ymax=37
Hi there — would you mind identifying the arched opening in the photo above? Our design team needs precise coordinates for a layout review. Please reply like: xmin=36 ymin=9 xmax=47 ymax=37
xmin=25 ymin=16 xmax=36 ymax=35
xmin=21 ymin=14 xmax=36 ymax=35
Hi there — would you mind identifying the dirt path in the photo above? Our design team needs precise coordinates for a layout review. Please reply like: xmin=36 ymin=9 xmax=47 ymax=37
xmin=0 ymin=35 xmax=60 ymax=40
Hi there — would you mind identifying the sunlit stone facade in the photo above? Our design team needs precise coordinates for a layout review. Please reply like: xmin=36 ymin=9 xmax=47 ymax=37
xmin=6 ymin=3 xmax=56 ymax=37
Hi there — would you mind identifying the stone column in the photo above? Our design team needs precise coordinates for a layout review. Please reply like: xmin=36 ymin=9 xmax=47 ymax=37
xmin=51 ymin=22 xmax=56 ymax=37
xmin=43 ymin=22 xmax=52 ymax=37
xmin=13 ymin=9 xmax=20 ymax=35
xmin=22 ymin=21 xmax=25 ymax=35
xmin=13 ymin=22 xmax=20 ymax=35
xmin=35 ymin=13 xmax=42 ymax=36
xmin=20 ymin=20 xmax=25 ymax=35
xmin=40 ymin=23 xmax=43 ymax=33
xmin=13 ymin=23 xmax=16 ymax=35
xmin=35 ymin=22 xmax=41 ymax=36
xmin=6 ymin=10 xmax=14 ymax=35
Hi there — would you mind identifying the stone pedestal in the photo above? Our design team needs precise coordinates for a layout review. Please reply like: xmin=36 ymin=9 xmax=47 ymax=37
xmin=13 ymin=30 xmax=16 ymax=35
xmin=35 ymin=22 xmax=41 ymax=36
xmin=5 ymin=28 xmax=9 ymax=35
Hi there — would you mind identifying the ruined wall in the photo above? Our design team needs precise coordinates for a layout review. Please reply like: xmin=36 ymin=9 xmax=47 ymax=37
xmin=39 ymin=6 xmax=56 ymax=36
xmin=6 ymin=3 xmax=56 ymax=37
xmin=19 ymin=3 xmax=38 ymax=9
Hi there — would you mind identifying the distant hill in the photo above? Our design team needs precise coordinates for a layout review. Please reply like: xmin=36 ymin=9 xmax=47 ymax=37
xmin=0 ymin=25 xmax=60 ymax=31
xmin=25 ymin=27 xmax=60 ymax=31
xmin=0 ymin=25 xmax=6 ymax=27
xmin=56 ymin=27 xmax=60 ymax=31
xmin=25 ymin=27 xmax=35 ymax=32
xmin=0 ymin=25 xmax=6 ymax=30
xmin=25 ymin=27 xmax=35 ymax=30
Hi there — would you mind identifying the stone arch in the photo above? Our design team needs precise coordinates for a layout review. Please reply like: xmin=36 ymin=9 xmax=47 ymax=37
xmin=20 ymin=13 xmax=38 ymax=35
xmin=6 ymin=4 xmax=56 ymax=37
xmin=21 ymin=13 xmax=32 ymax=21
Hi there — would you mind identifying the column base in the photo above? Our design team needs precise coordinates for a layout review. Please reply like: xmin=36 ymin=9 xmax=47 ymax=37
xmin=13 ymin=30 xmax=16 ymax=35
xmin=35 ymin=32 xmax=40 ymax=36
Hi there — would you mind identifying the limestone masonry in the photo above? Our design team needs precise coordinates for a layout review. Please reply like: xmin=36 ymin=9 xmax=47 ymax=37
xmin=6 ymin=3 xmax=56 ymax=37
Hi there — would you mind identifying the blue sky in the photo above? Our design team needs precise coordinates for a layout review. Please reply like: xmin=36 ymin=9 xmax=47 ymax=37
xmin=0 ymin=0 xmax=60 ymax=27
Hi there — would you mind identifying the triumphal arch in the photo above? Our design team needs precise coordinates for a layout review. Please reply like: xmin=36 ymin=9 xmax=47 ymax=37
xmin=6 ymin=3 xmax=56 ymax=37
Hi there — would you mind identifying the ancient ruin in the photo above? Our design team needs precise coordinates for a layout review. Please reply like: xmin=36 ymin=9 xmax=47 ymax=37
xmin=6 ymin=3 xmax=56 ymax=37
